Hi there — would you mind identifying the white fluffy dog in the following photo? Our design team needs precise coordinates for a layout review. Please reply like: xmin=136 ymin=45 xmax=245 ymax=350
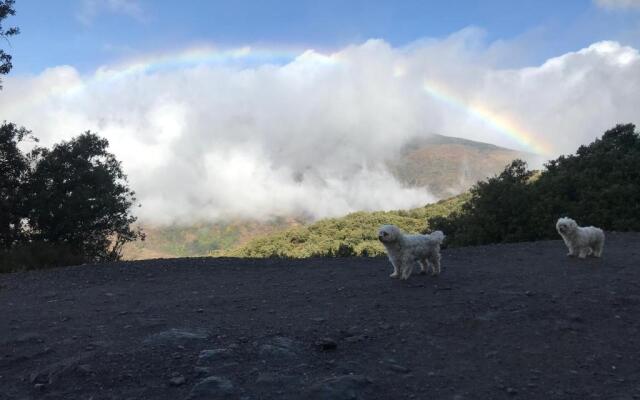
xmin=556 ymin=217 xmax=605 ymax=258
xmin=378 ymin=225 xmax=445 ymax=280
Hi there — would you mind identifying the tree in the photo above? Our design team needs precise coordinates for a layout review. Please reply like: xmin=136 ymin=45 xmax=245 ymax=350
xmin=25 ymin=132 xmax=143 ymax=261
xmin=430 ymin=159 xmax=536 ymax=246
xmin=0 ymin=0 xmax=19 ymax=88
xmin=533 ymin=123 xmax=640 ymax=233
xmin=0 ymin=122 xmax=35 ymax=248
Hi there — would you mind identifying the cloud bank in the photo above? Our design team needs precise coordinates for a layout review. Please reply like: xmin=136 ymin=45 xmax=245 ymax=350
xmin=1 ymin=31 xmax=639 ymax=224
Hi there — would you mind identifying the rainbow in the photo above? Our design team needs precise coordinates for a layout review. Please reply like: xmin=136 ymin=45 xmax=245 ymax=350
xmin=17 ymin=44 xmax=338 ymax=109
xmin=94 ymin=45 xmax=305 ymax=78
xmin=422 ymin=80 xmax=552 ymax=155
xmin=56 ymin=45 xmax=337 ymax=97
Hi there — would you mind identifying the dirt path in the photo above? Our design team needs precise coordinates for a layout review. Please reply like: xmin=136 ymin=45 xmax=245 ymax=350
xmin=1 ymin=233 xmax=640 ymax=399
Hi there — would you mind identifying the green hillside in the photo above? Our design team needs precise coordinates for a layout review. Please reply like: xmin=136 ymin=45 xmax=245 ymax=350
xmin=122 ymin=217 xmax=305 ymax=260
xmin=221 ymin=194 xmax=469 ymax=258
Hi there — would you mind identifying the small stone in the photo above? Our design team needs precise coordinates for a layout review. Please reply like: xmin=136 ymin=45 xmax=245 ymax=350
xmin=388 ymin=363 xmax=411 ymax=373
xmin=389 ymin=364 xmax=411 ymax=374
xmin=143 ymin=329 xmax=208 ymax=346
xmin=568 ymin=313 xmax=584 ymax=323
xmin=259 ymin=336 xmax=299 ymax=358
xmin=194 ymin=366 xmax=211 ymax=376
xmin=506 ymin=387 xmax=518 ymax=395
xmin=30 ymin=371 xmax=49 ymax=384
xmin=198 ymin=348 xmax=232 ymax=363
xmin=188 ymin=376 xmax=235 ymax=399
xmin=169 ymin=375 xmax=186 ymax=386
xmin=309 ymin=374 xmax=372 ymax=400
xmin=256 ymin=372 xmax=299 ymax=387
xmin=345 ymin=334 xmax=365 ymax=343
xmin=77 ymin=364 xmax=93 ymax=374
xmin=315 ymin=338 xmax=337 ymax=351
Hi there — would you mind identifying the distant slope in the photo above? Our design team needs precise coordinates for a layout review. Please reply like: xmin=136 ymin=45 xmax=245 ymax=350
xmin=389 ymin=134 xmax=532 ymax=198
xmin=221 ymin=194 xmax=469 ymax=258
xmin=122 ymin=217 xmax=305 ymax=260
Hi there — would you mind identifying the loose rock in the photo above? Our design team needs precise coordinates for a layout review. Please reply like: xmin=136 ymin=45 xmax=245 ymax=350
xmin=169 ymin=375 xmax=186 ymax=386
xmin=188 ymin=376 xmax=235 ymax=399
xmin=143 ymin=329 xmax=208 ymax=346
xmin=315 ymin=338 xmax=337 ymax=351
xmin=309 ymin=374 xmax=372 ymax=400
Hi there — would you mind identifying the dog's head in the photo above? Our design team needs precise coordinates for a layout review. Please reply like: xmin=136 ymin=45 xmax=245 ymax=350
xmin=378 ymin=225 xmax=401 ymax=243
xmin=556 ymin=217 xmax=578 ymax=235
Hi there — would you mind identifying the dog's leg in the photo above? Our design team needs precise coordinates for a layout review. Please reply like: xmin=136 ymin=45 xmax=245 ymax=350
xmin=400 ymin=257 xmax=415 ymax=280
xmin=592 ymin=233 xmax=605 ymax=258
xmin=428 ymin=253 xmax=441 ymax=276
xmin=389 ymin=263 xmax=399 ymax=279
xmin=577 ymin=247 xmax=589 ymax=259
xmin=567 ymin=243 xmax=576 ymax=257
xmin=388 ymin=256 xmax=400 ymax=278
xmin=593 ymin=240 xmax=604 ymax=258
xmin=400 ymin=264 xmax=412 ymax=280
xmin=418 ymin=260 xmax=428 ymax=275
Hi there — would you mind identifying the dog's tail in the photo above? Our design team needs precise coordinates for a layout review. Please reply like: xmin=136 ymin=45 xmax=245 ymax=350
xmin=429 ymin=230 xmax=445 ymax=244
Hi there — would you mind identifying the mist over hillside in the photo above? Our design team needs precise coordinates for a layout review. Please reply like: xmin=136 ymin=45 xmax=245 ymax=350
xmin=124 ymin=132 xmax=527 ymax=259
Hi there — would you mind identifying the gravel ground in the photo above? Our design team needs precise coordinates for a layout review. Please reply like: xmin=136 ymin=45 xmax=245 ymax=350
xmin=1 ymin=232 xmax=640 ymax=400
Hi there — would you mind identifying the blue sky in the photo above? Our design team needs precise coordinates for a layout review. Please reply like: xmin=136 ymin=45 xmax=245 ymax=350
xmin=7 ymin=0 xmax=640 ymax=74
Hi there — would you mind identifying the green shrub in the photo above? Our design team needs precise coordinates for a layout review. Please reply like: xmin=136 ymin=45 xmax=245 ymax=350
xmin=224 ymin=194 xmax=467 ymax=258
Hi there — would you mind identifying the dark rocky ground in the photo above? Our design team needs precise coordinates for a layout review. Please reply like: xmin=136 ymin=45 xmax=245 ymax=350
xmin=1 ymin=233 xmax=640 ymax=400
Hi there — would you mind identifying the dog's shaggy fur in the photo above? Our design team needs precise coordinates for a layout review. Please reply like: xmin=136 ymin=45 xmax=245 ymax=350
xmin=556 ymin=217 xmax=605 ymax=258
xmin=378 ymin=225 xmax=445 ymax=280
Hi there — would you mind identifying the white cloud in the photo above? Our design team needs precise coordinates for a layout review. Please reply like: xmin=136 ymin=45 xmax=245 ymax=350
xmin=1 ymin=33 xmax=639 ymax=224
xmin=77 ymin=0 xmax=147 ymax=25
xmin=594 ymin=0 xmax=640 ymax=10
